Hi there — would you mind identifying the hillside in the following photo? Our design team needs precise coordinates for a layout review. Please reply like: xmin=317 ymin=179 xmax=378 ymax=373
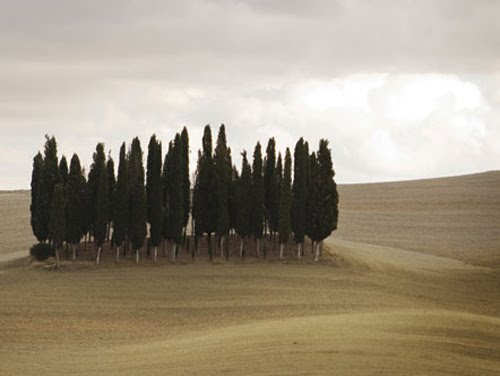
xmin=336 ymin=171 xmax=500 ymax=267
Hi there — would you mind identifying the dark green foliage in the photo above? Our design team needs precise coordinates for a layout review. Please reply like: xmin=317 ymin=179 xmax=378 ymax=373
xmin=228 ymin=165 xmax=239 ymax=232
xmin=162 ymin=142 xmax=173 ymax=241
xmin=235 ymin=151 xmax=252 ymax=239
xmin=113 ymin=143 xmax=129 ymax=248
xmin=278 ymin=149 xmax=292 ymax=244
xmin=129 ymin=137 xmax=147 ymax=251
xmin=107 ymin=156 xmax=116 ymax=224
xmin=37 ymin=135 xmax=59 ymax=242
xmin=307 ymin=140 xmax=339 ymax=242
xmin=49 ymin=183 xmax=67 ymax=248
xmin=193 ymin=125 xmax=217 ymax=255
xmin=30 ymin=152 xmax=44 ymax=241
xmin=147 ymin=135 xmax=163 ymax=247
xmin=181 ymin=127 xmax=190 ymax=230
xmin=30 ymin=243 xmax=55 ymax=261
xmin=306 ymin=152 xmax=319 ymax=240
xmin=292 ymin=138 xmax=307 ymax=245
xmin=168 ymin=134 xmax=184 ymax=245
xmin=264 ymin=138 xmax=279 ymax=233
xmin=214 ymin=124 xmax=231 ymax=240
xmin=58 ymin=156 xmax=68 ymax=186
xmin=65 ymin=154 xmax=86 ymax=245
xmin=276 ymin=152 xmax=283 ymax=229
xmin=251 ymin=142 xmax=264 ymax=240
xmin=89 ymin=144 xmax=109 ymax=248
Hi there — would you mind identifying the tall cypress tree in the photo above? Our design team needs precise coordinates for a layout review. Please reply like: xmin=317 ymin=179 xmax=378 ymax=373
xmin=278 ymin=149 xmax=292 ymax=260
xmin=251 ymin=142 xmax=264 ymax=258
xmin=168 ymin=133 xmax=184 ymax=261
xmin=214 ymin=124 xmax=231 ymax=260
xmin=309 ymin=140 xmax=339 ymax=261
xmin=58 ymin=156 xmax=68 ymax=186
xmin=66 ymin=154 xmax=86 ymax=260
xmin=180 ymin=127 xmax=190 ymax=244
xmin=89 ymin=143 xmax=109 ymax=265
xmin=113 ymin=143 xmax=129 ymax=263
xmin=193 ymin=125 xmax=217 ymax=261
xmin=106 ymin=155 xmax=116 ymax=242
xmin=237 ymin=151 xmax=252 ymax=259
xmin=264 ymin=138 xmax=278 ymax=237
xmin=49 ymin=183 xmax=66 ymax=268
xmin=30 ymin=152 xmax=44 ymax=242
xmin=38 ymin=135 xmax=59 ymax=242
xmin=291 ymin=138 xmax=307 ymax=259
xmin=147 ymin=135 xmax=163 ymax=263
xmin=129 ymin=137 xmax=147 ymax=263
xmin=274 ymin=152 xmax=283 ymax=253
xmin=306 ymin=151 xmax=319 ymax=255
xmin=162 ymin=142 xmax=173 ymax=250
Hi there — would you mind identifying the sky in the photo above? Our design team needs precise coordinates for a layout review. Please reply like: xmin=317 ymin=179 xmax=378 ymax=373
xmin=1 ymin=0 xmax=500 ymax=189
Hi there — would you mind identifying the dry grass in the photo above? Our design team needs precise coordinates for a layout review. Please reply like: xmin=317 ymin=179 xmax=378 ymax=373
xmin=0 ymin=172 xmax=499 ymax=375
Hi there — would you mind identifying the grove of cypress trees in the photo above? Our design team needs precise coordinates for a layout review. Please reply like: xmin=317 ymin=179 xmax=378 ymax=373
xmin=30 ymin=152 xmax=44 ymax=242
xmin=66 ymin=154 xmax=86 ymax=260
xmin=129 ymin=137 xmax=147 ymax=263
xmin=89 ymin=143 xmax=109 ymax=265
xmin=278 ymin=148 xmax=292 ymax=260
xmin=49 ymin=183 xmax=66 ymax=268
xmin=147 ymin=135 xmax=163 ymax=263
xmin=214 ymin=124 xmax=231 ymax=260
xmin=251 ymin=142 xmax=264 ymax=258
xmin=113 ymin=143 xmax=129 ymax=263
xmin=292 ymin=138 xmax=307 ymax=259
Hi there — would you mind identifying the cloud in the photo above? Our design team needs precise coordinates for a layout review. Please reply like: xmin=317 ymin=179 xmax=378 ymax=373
xmin=1 ymin=1 xmax=500 ymax=188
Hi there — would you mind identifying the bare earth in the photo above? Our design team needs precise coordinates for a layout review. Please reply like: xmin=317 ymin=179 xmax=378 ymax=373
xmin=1 ymin=172 xmax=499 ymax=375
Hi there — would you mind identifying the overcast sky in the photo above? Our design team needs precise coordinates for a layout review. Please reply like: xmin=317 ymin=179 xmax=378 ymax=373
xmin=1 ymin=0 xmax=500 ymax=189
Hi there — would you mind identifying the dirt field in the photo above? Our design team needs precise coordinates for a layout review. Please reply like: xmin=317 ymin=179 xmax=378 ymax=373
xmin=0 ymin=172 xmax=499 ymax=375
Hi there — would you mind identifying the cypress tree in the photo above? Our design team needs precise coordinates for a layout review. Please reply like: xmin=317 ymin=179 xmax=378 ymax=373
xmin=30 ymin=152 xmax=44 ymax=242
xmin=228 ymin=164 xmax=239 ymax=257
xmin=181 ymin=127 xmax=190 ymax=245
xmin=49 ymin=183 xmax=66 ymax=268
xmin=214 ymin=124 xmax=231 ymax=260
xmin=274 ymin=152 xmax=283 ymax=253
xmin=147 ymin=135 xmax=163 ymax=263
xmin=162 ymin=142 xmax=173 ymax=250
xmin=38 ymin=135 xmax=59 ymax=242
xmin=113 ymin=143 xmax=129 ymax=263
xmin=58 ymin=156 xmax=68 ymax=186
xmin=66 ymin=154 xmax=86 ymax=260
xmin=251 ymin=142 xmax=264 ymax=258
xmin=168 ymin=133 xmax=184 ymax=261
xmin=106 ymin=155 xmax=116 ymax=242
xmin=192 ymin=150 xmax=202 ymax=256
xmin=89 ymin=143 xmax=109 ymax=265
xmin=278 ymin=149 xmax=292 ymax=260
xmin=306 ymin=151 xmax=319 ymax=254
xmin=264 ymin=138 xmax=278 ymax=237
xmin=193 ymin=125 xmax=217 ymax=261
xmin=291 ymin=138 xmax=307 ymax=259
xmin=129 ymin=137 xmax=147 ymax=263
xmin=309 ymin=140 xmax=339 ymax=261
xmin=237 ymin=151 xmax=252 ymax=259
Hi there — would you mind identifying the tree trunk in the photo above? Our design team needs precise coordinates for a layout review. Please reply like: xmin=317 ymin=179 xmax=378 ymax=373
xmin=154 ymin=246 xmax=158 ymax=264
xmin=135 ymin=249 xmax=139 ymax=264
xmin=320 ymin=240 xmax=323 ymax=257
xmin=297 ymin=243 xmax=301 ymax=260
xmin=279 ymin=243 xmax=284 ymax=260
xmin=116 ymin=246 xmax=120 ymax=263
xmin=72 ymin=244 xmax=77 ymax=261
xmin=55 ymin=247 xmax=60 ymax=269
xmin=256 ymin=238 xmax=260 ymax=258
xmin=220 ymin=236 xmax=225 ymax=261
xmin=207 ymin=233 xmax=212 ymax=261
xmin=239 ymin=236 xmax=244 ymax=259
xmin=96 ymin=246 xmax=102 ymax=266
xmin=172 ymin=243 xmax=177 ymax=262
xmin=314 ymin=241 xmax=320 ymax=262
